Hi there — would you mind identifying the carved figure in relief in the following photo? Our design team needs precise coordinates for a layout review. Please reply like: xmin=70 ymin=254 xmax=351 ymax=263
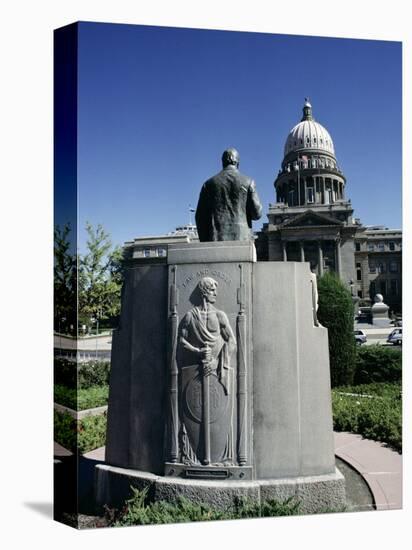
xmin=178 ymin=277 xmax=236 ymax=465
xmin=310 ymin=272 xmax=320 ymax=327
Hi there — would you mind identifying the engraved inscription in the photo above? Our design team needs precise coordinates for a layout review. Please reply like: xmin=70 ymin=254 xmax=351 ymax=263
xmin=180 ymin=269 xmax=232 ymax=289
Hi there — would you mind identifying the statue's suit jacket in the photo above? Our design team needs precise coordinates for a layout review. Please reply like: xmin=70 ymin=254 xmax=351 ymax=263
xmin=195 ymin=165 xmax=263 ymax=242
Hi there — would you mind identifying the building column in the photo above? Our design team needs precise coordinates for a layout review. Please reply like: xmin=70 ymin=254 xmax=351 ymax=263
xmin=300 ymin=241 xmax=305 ymax=262
xmin=318 ymin=241 xmax=324 ymax=276
xmin=321 ymin=177 xmax=325 ymax=204
xmin=303 ymin=176 xmax=307 ymax=205
xmin=282 ymin=241 xmax=287 ymax=261
xmin=297 ymin=174 xmax=301 ymax=205
xmin=335 ymin=238 xmax=342 ymax=277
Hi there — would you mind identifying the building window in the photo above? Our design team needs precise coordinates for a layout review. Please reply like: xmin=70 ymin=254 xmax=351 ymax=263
xmin=357 ymin=269 xmax=362 ymax=281
xmin=389 ymin=242 xmax=395 ymax=251
xmin=390 ymin=280 xmax=398 ymax=295
xmin=307 ymin=188 xmax=315 ymax=203
xmin=378 ymin=262 xmax=386 ymax=273
xmin=368 ymin=243 xmax=375 ymax=252
xmin=357 ymin=290 xmax=363 ymax=298
xmin=378 ymin=243 xmax=385 ymax=252
xmin=157 ymin=248 xmax=166 ymax=257
xmin=144 ymin=249 xmax=151 ymax=257
xmin=389 ymin=261 xmax=398 ymax=273
xmin=369 ymin=261 xmax=376 ymax=273
xmin=355 ymin=243 xmax=361 ymax=251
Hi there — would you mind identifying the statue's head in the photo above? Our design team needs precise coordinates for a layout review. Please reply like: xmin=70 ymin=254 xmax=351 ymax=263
xmin=222 ymin=148 xmax=240 ymax=168
xmin=198 ymin=277 xmax=218 ymax=303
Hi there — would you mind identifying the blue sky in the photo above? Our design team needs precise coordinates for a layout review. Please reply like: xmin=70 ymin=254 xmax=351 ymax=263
xmin=76 ymin=22 xmax=402 ymax=251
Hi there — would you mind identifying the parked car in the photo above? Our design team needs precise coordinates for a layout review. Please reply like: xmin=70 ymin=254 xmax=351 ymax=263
xmin=387 ymin=328 xmax=402 ymax=345
xmin=354 ymin=330 xmax=367 ymax=345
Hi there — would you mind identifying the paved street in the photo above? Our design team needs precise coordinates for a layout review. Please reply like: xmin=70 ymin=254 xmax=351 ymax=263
xmin=354 ymin=323 xmax=400 ymax=346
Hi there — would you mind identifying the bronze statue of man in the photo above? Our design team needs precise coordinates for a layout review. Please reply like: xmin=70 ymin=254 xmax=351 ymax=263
xmin=195 ymin=148 xmax=263 ymax=242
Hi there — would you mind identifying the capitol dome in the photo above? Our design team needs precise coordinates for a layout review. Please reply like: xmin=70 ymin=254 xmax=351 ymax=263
xmin=284 ymin=99 xmax=335 ymax=157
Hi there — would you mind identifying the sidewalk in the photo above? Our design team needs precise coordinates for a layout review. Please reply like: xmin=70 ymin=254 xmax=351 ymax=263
xmin=334 ymin=432 xmax=402 ymax=510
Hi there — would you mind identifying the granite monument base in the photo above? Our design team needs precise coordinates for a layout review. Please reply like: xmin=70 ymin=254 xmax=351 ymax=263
xmin=95 ymin=463 xmax=346 ymax=514
xmin=98 ymin=240 xmax=346 ymax=515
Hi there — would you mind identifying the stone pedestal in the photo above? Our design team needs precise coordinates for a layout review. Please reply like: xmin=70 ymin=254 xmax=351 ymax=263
xmin=97 ymin=241 xmax=345 ymax=513
xmin=371 ymin=294 xmax=391 ymax=327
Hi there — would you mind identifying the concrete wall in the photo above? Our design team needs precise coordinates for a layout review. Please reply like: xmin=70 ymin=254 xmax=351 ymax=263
xmin=252 ymin=262 xmax=335 ymax=479
xmin=105 ymin=265 xmax=168 ymax=474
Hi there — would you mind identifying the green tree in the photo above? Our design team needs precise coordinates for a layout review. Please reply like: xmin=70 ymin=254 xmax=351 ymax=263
xmin=79 ymin=223 xmax=123 ymax=332
xmin=54 ymin=223 xmax=77 ymax=334
xmin=317 ymin=272 xmax=356 ymax=387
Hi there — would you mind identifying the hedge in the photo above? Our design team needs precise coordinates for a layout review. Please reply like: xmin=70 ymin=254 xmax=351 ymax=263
xmin=317 ymin=273 xmax=356 ymax=387
xmin=54 ymin=358 xmax=111 ymax=389
xmin=54 ymin=410 xmax=107 ymax=454
xmin=332 ymin=382 xmax=402 ymax=452
xmin=54 ymin=384 xmax=109 ymax=410
xmin=354 ymin=345 xmax=402 ymax=384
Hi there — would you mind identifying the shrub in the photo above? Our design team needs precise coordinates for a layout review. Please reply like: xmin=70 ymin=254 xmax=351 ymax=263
xmin=78 ymin=361 xmax=111 ymax=388
xmin=54 ymin=358 xmax=111 ymax=389
xmin=54 ymin=358 xmax=77 ymax=388
xmin=317 ymin=273 xmax=356 ymax=387
xmin=54 ymin=410 xmax=77 ymax=451
xmin=112 ymin=487 xmax=301 ymax=526
xmin=332 ymin=382 xmax=402 ymax=452
xmin=354 ymin=345 xmax=402 ymax=384
xmin=54 ymin=410 xmax=107 ymax=453
xmin=54 ymin=384 xmax=109 ymax=410
xmin=78 ymin=413 xmax=107 ymax=454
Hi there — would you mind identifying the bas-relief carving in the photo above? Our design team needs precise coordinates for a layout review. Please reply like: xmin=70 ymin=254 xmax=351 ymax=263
xmin=310 ymin=272 xmax=320 ymax=327
xmin=167 ymin=267 xmax=250 ymax=475
xmin=179 ymin=277 xmax=236 ymax=466
xmin=180 ymin=268 xmax=232 ymax=289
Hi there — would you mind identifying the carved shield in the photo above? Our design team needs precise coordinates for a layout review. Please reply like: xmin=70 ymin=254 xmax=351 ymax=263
xmin=181 ymin=365 xmax=233 ymax=464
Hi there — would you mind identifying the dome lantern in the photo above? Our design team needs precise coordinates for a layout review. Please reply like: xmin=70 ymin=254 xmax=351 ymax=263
xmin=301 ymin=98 xmax=313 ymax=121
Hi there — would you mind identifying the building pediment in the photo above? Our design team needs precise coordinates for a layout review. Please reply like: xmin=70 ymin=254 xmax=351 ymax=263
xmin=280 ymin=210 xmax=343 ymax=228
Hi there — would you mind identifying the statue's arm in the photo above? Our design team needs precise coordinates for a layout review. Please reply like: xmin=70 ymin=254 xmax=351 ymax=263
xmin=180 ymin=313 xmax=210 ymax=362
xmin=217 ymin=311 xmax=236 ymax=353
xmin=246 ymin=180 xmax=263 ymax=223
xmin=195 ymin=183 xmax=210 ymax=241
xmin=180 ymin=314 xmax=200 ymax=353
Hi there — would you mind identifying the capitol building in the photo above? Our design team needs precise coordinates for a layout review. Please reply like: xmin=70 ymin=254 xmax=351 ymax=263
xmin=256 ymin=99 xmax=402 ymax=313
xmin=131 ymin=99 xmax=402 ymax=314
